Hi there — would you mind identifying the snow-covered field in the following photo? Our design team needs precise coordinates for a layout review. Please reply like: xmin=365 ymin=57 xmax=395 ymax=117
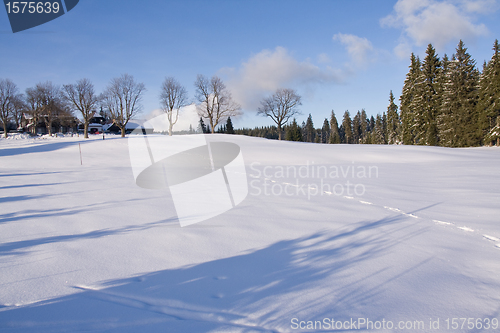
xmin=1 ymin=133 xmax=499 ymax=332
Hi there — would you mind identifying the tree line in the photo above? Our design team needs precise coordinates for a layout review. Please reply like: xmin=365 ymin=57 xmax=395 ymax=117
xmin=0 ymin=74 xmax=241 ymax=138
xmin=400 ymin=40 xmax=500 ymax=147
xmin=1 ymin=39 xmax=498 ymax=146
xmin=243 ymin=39 xmax=500 ymax=147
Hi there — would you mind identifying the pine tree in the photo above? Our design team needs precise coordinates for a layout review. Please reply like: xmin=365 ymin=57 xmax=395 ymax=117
xmin=352 ymin=111 xmax=361 ymax=144
xmin=321 ymin=118 xmax=329 ymax=143
xmin=477 ymin=40 xmax=500 ymax=144
xmin=386 ymin=90 xmax=400 ymax=144
xmin=400 ymin=53 xmax=421 ymax=145
xmin=366 ymin=115 xmax=375 ymax=144
xmin=435 ymin=53 xmax=449 ymax=143
xmin=304 ymin=113 xmax=315 ymax=142
xmin=360 ymin=109 xmax=369 ymax=143
xmin=484 ymin=117 xmax=500 ymax=146
xmin=198 ymin=117 xmax=207 ymax=133
xmin=416 ymin=44 xmax=441 ymax=145
xmin=439 ymin=40 xmax=480 ymax=147
xmin=342 ymin=111 xmax=353 ymax=144
xmin=285 ymin=118 xmax=303 ymax=141
xmin=226 ymin=116 xmax=234 ymax=134
xmin=329 ymin=110 xmax=341 ymax=144
xmin=374 ymin=114 xmax=385 ymax=144
xmin=382 ymin=112 xmax=387 ymax=143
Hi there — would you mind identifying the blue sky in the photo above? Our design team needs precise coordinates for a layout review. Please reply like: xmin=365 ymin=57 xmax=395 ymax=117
xmin=1 ymin=0 xmax=499 ymax=130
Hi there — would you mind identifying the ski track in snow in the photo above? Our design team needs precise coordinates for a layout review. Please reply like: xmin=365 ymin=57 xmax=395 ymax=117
xmin=260 ymin=175 xmax=500 ymax=251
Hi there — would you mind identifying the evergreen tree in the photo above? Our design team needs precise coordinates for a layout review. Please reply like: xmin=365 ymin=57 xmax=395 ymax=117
xmin=315 ymin=129 xmax=321 ymax=143
xmin=342 ymin=111 xmax=353 ymax=144
xmin=484 ymin=117 xmax=500 ymax=146
xmin=365 ymin=115 xmax=375 ymax=144
xmin=352 ymin=111 xmax=362 ymax=144
xmin=216 ymin=124 xmax=226 ymax=133
xmin=386 ymin=90 xmax=400 ymax=144
xmin=436 ymin=53 xmax=450 ymax=144
xmin=374 ymin=114 xmax=385 ymax=144
xmin=329 ymin=110 xmax=341 ymax=144
xmin=400 ymin=53 xmax=421 ymax=144
xmin=226 ymin=116 xmax=235 ymax=134
xmin=321 ymin=118 xmax=329 ymax=143
xmin=477 ymin=40 xmax=500 ymax=143
xmin=360 ymin=109 xmax=369 ymax=143
xmin=439 ymin=40 xmax=480 ymax=147
xmin=369 ymin=115 xmax=375 ymax=131
xmin=285 ymin=118 xmax=303 ymax=141
xmin=304 ymin=113 xmax=315 ymax=142
xmin=339 ymin=124 xmax=345 ymax=143
xmin=416 ymin=44 xmax=441 ymax=145
xmin=382 ymin=112 xmax=387 ymax=143
xmin=198 ymin=117 xmax=207 ymax=133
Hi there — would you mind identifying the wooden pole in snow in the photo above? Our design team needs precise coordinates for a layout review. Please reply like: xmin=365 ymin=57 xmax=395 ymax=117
xmin=79 ymin=143 xmax=82 ymax=165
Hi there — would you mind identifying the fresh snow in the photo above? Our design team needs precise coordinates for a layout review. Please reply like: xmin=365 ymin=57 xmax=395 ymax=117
xmin=1 ymin=134 xmax=500 ymax=332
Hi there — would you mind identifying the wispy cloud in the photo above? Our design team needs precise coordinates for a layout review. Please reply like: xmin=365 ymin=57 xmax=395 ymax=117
xmin=222 ymin=47 xmax=344 ymax=110
xmin=381 ymin=0 xmax=495 ymax=57
xmin=333 ymin=33 xmax=374 ymax=66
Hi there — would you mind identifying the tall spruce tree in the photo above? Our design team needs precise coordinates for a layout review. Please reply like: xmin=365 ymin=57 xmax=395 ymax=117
xmin=386 ymin=90 xmax=400 ymax=144
xmin=436 ymin=53 xmax=450 ymax=144
xmin=477 ymin=40 xmax=500 ymax=144
xmin=417 ymin=44 xmax=441 ymax=145
xmin=304 ymin=113 xmax=315 ymax=142
xmin=439 ymin=40 xmax=480 ymax=147
xmin=400 ymin=53 xmax=421 ymax=145
xmin=374 ymin=114 xmax=385 ymax=144
xmin=321 ymin=118 xmax=329 ymax=143
xmin=198 ymin=117 xmax=207 ymax=133
xmin=342 ymin=111 xmax=353 ymax=144
xmin=329 ymin=110 xmax=341 ymax=144
xmin=226 ymin=116 xmax=234 ymax=134
xmin=360 ymin=109 xmax=369 ymax=143
xmin=352 ymin=111 xmax=362 ymax=144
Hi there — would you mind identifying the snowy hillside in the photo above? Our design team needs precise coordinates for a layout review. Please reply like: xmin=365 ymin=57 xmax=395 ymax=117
xmin=0 ymin=134 xmax=499 ymax=332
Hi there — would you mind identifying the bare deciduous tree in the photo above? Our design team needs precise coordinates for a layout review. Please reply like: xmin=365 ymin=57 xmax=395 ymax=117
xmin=11 ymin=95 xmax=25 ymax=130
xmin=0 ymin=79 xmax=19 ymax=138
xmin=25 ymin=82 xmax=66 ymax=136
xmin=101 ymin=74 xmax=145 ymax=137
xmin=194 ymin=75 xmax=241 ymax=134
xmin=160 ymin=77 xmax=188 ymax=136
xmin=25 ymin=87 xmax=41 ymax=135
xmin=258 ymin=88 xmax=302 ymax=140
xmin=63 ymin=78 xmax=100 ymax=139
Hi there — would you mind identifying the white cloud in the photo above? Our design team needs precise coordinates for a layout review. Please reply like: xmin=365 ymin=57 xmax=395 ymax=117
xmin=222 ymin=47 xmax=344 ymax=111
xmin=394 ymin=40 xmax=413 ymax=60
xmin=332 ymin=33 xmax=374 ymax=66
xmin=381 ymin=0 xmax=493 ymax=55
xmin=460 ymin=0 xmax=498 ymax=14
xmin=317 ymin=53 xmax=331 ymax=64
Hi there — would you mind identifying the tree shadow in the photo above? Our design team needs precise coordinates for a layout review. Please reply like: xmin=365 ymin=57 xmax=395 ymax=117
xmin=0 ymin=140 xmax=88 ymax=157
xmin=0 ymin=171 xmax=65 ymax=178
xmin=0 ymin=213 xmax=430 ymax=332
xmin=0 ymin=212 xmax=175 ymax=257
